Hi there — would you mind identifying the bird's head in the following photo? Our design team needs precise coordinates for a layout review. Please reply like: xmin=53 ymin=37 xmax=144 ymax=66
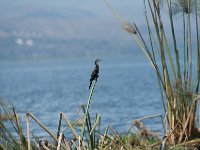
xmin=95 ymin=59 xmax=102 ymax=65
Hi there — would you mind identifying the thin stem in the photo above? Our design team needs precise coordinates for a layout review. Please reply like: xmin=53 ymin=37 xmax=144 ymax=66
xmin=188 ymin=12 xmax=193 ymax=90
xmin=103 ymin=0 xmax=125 ymax=25
xmin=195 ymin=0 xmax=200 ymax=95
xmin=183 ymin=11 xmax=187 ymax=91
xmin=81 ymin=79 xmax=97 ymax=138
xmin=167 ymin=0 xmax=182 ymax=81
xmin=26 ymin=113 xmax=31 ymax=150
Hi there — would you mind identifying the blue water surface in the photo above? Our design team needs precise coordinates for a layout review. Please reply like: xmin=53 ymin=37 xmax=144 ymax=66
xmin=0 ymin=57 xmax=164 ymax=138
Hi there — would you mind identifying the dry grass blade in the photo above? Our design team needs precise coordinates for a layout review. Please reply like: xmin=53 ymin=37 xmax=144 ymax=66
xmin=108 ymin=126 xmax=129 ymax=150
xmin=71 ymin=139 xmax=78 ymax=149
xmin=57 ymin=113 xmax=62 ymax=141
xmin=61 ymin=112 xmax=79 ymax=141
xmin=178 ymin=96 xmax=200 ymax=142
xmin=0 ymin=144 xmax=6 ymax=150
xmin=11 ymin=103 xmax=26 ymax=149
xmin=103 ymin=0 xmax=125 ymax=24
xmin=26 ymin=112 xmax=58 ymax=142
xmin=133 ymin=114 xmax=162 ymax=122
xmin=100 ymin=126 xmax=109 ymax=149
xmin=0 ymin=97 xmax=18 ymax=133
xmin=133 ymin=113 xmax=165 ymax=135
xmin=0 ymin=114 xmax=14 ymax=121
xmin=56 ymin=133 xmax=63 ymax=150
xmin=177 ymin=138 xmax=200 ymax=147
xmin=89 ymin=115 xmax=101 ymax=135
xmin=61 ymin=112 xmax=87 ymax=149
xmin=41 ymin=143 xmax=50 ymax=150
xmin=78 ymin=136 xmax=81 ymax=150
xmin=26 ymin=113 xmax=31 ymax=150
xmin=63 ymin=136 xmax=71 ymax=150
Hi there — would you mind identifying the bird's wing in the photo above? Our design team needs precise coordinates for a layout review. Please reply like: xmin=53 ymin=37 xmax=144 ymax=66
xmin=91 ymin=69 xmax=96 ymax=76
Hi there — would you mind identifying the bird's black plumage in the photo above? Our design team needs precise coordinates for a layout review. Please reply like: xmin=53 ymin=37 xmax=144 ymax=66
xmin=89 ymin=59 xmax=101 ymax=90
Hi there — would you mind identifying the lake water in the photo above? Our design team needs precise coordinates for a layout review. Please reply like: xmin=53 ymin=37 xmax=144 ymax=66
xmin=0 ymin=57 xmax=164 ymax=138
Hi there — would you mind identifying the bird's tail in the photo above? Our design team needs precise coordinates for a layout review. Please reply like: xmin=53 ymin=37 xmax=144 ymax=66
xmin=89 ymin=81 xmax=92 ymax=90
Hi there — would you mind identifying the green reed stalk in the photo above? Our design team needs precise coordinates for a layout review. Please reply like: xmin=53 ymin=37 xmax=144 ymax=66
xmin=188 ymin=7 xmax=193 ymax=90
xmin=0 ymin=122 xmax=18 ymax=147
xmin=183 ymin=11 xmax=188 ymax=91
xmin=148 ymin=0 xmax=175 ymax=126
xmin=12 ymin=105 xmax=26 ymax=150
xmin=193 ymin=0 xmax=200 ymax=131
xmin=80 ymin=79 xmax=97 ymax=150
xmin=144 ymin=0 xmax=168 ymax=114
xmin=0 ymin=98 xmax=18 ymax=134
xmin=167 ymin=0 xmax=182 ymax=81
xmin=97 ymin=113 xmax=101 ymax=147
xmin=81 ymin=80 xmax=96 ymax=137
xmin=104 ymin=0 xmax=200 ymax=144
xmin=82 ymin=105 xmax=93 ymax=148
xmin=195 ymin=0 xmax=200 ymax=95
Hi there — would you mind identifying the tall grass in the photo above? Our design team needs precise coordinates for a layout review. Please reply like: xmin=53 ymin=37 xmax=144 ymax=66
xmin=104 ymin=0 xmax=200 ymax=145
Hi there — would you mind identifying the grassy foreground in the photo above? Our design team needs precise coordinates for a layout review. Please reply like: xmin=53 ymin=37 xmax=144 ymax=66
xmin=0 ymin=80 xmax=161 ymax=150
xmin=0 ymin=79 xmax=200 ymax=150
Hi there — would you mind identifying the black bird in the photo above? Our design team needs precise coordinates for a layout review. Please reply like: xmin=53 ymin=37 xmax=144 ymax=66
xmin=89 ymin=59 xmax=101 ymax=90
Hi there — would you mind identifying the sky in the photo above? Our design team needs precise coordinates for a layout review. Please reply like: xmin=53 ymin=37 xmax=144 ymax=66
xmin=0 ymin=0 xmax=146 ymax=61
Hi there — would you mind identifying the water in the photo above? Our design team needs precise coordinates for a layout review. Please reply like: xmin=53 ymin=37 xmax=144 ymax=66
xmin=0 ymin=58 xmax=164 ymax=137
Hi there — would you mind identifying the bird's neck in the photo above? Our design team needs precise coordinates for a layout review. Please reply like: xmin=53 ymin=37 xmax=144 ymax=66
xmin=95 ymin=62 xmax=98 ymax=66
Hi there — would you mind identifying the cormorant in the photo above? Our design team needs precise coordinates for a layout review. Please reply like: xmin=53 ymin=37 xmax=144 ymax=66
xmin=89 ymin=59 xmax=101 ymax=90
